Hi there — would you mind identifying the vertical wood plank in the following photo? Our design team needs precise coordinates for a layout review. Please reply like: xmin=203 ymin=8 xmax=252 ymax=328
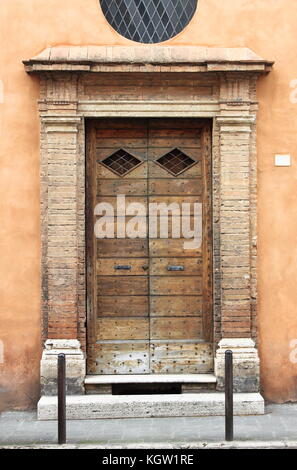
xmin=201 ymin=123 xmax=213 ymax=342
xmin=86 ymin=121 xmax=97 ymax=346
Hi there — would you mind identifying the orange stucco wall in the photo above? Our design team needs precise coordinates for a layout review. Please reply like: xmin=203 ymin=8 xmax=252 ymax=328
xmin=1 ymin=0 xmax=297 ymax=408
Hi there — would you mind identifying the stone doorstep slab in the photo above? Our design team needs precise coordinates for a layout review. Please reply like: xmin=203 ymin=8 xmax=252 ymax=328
xmin=38 ymin=393 xmax=264 ymax=421
xmin=85 ymin=374 xmax=217 ymax=385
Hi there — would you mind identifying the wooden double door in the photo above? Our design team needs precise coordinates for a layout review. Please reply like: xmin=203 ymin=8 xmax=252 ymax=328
xmin=86 ymin=118 xmax=213 ymax=375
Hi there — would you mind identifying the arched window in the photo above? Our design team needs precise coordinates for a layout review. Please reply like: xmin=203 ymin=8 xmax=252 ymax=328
xmin=100 ymin=0 xmax=197 ymax=44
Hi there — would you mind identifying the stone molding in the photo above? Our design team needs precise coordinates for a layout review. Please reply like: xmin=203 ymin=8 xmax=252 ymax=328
xmin=24 ymin=46 xmax=273 ymax=74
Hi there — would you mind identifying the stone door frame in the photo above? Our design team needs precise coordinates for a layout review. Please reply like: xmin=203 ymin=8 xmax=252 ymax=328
xmin=24 ymin=46 xmax=272 ymax=394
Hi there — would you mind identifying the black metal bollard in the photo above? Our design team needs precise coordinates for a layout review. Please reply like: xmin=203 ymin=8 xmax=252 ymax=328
xmin=58 ymin=353 xmax=66 ymax=444
xmin=225 ymin=349 xmax=234 ymax=441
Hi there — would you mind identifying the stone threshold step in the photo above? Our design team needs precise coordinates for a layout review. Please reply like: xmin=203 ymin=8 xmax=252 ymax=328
xmin=38 ymin=393 xmax=264 ymax=420
xmin=85 ymin=374 xmax=217 ymax=385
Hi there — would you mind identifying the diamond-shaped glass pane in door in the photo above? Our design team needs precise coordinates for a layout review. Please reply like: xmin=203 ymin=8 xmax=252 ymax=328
xmin=101 ymin=149 xmax=142 ymax=177
xmin=100 ymin=0 xmax=197 ymax=44
xmin=156 ymin=148 xmax=196 ymax=176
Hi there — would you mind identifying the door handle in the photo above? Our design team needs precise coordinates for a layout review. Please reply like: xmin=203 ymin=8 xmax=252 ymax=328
xmin=114 ymin=265 xmax=132 ymax=271
xmin=167 ymin=265 xmax=184 ymax=271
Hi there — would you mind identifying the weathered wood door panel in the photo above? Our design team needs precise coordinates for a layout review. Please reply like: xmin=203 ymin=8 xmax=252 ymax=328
xmin=87 ymin=118 xmax=213 ymax=375
xmin=97 ymin=296 xmax=148 ymax=317
xmin=150 ymin=296 xmax=202 ymax=317
xmin=96 ymin=239 xmax=148 ymax=257
xmin=149 ymin=178 xmax=202 ymax=195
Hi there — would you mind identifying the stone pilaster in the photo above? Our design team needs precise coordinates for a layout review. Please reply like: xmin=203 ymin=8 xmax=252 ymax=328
xmin=39 ymin=77 xmax=86 ymax=396
xmin=41 ymin=114 xmax=81 ymax=340
xmin=215 ymin=76 xmax=260 ymax=391
xmin=217 ymin=114 xmax=255 ymax=339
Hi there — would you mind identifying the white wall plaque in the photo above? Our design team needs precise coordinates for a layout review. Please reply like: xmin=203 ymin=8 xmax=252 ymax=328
xmin=275 ymin=154 xmax=291 ymax=166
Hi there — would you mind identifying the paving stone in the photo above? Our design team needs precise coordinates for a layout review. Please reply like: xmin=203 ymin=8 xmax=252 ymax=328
xmin=1 ymin=404 xmax=297 ymax=446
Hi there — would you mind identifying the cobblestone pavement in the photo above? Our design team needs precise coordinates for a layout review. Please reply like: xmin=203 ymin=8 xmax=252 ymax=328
xmin=0 ymin=403 xmax=297 ymax=447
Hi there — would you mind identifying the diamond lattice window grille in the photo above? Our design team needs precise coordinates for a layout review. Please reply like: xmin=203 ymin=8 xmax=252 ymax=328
xmin=100 ymin=149 xmax=143 ymax=177
xmin=100 ymin=0 xmax=197 ymax=44
xmin=156 ymin=148 xmax=196 ymax=176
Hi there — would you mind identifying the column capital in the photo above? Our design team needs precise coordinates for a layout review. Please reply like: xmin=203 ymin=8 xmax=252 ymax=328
xmin=216 ymin=115 xmax=256 ymax=127
xmin=41 ymin=115 xmax=81 ymax=133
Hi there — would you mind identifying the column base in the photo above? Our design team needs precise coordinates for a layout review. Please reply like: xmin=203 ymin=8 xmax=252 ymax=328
xmin=40 ymin=339 xmax=86 ymax=396
xmin=215 ymin=338 xmax=260 ymax=392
